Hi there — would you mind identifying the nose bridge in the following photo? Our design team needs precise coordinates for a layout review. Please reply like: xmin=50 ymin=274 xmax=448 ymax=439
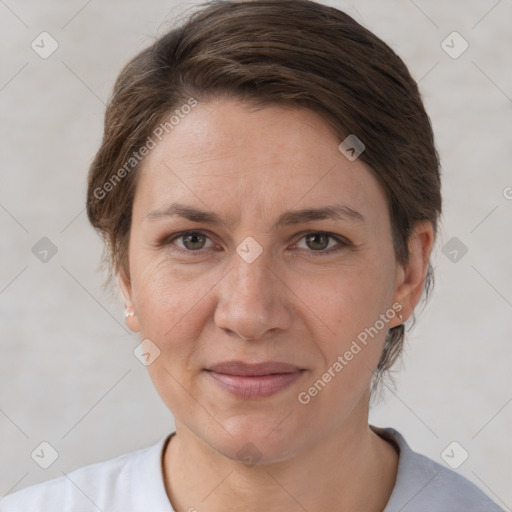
xmin=229 ymin=240 xmax=277 ymax=303
xmin=214 ymin=237 xmax=291 ymax=339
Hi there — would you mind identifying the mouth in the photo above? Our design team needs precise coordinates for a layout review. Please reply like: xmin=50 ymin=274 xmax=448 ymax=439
xmin=204 ymin=361 xmax=306 ymax=399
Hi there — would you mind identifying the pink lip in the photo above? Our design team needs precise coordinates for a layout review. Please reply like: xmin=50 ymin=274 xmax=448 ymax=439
xmin=204 ymin=361 xmax=305 ymax=399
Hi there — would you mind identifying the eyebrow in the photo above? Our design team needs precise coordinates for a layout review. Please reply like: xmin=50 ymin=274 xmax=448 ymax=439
xmin=145 ymin=202 xmax=365 ymax=229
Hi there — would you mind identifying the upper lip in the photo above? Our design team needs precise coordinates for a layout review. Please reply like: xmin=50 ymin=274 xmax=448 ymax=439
xmin=206 ymin=361 xmax=303 ymax=376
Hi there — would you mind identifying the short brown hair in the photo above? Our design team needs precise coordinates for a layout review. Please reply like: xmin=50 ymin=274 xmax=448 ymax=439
xmin=86 ymin=0 xmax=442 ymax=393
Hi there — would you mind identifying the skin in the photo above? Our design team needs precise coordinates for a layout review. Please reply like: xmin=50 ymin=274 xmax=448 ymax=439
xmin=120 ymin=98 xmax=434 ymax=512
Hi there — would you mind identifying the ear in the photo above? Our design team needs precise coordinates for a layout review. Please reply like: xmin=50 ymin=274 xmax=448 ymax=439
xmin=391 ymin=220 xmax=435 ymax=326
xmin=119 ymin=270 xmax=140 ymax=333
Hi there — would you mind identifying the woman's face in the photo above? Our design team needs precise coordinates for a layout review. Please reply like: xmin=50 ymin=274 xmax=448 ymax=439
xmin=122 ymin=98 xmax=428 ymax=463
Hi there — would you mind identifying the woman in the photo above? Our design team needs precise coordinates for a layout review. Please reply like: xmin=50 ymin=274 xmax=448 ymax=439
xmin=1 ymin=0 xmax=504 ymax=511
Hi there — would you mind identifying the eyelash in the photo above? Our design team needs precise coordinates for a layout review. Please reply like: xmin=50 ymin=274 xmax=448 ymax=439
xmin=163 ymin=230 xmax=350 ymax=257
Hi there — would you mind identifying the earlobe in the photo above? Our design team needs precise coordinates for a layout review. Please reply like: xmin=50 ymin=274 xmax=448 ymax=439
xmin=391 ymin=221 xmax=435 ymax=325
xmin=119 ymin=273 xmax=140 ymax=333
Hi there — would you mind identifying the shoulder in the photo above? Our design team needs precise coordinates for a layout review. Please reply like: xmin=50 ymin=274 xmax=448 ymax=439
xmin=0 ymin=435 xmax=174 ymax=512
xmin=373 ymin=426 xmax=505 ymax=512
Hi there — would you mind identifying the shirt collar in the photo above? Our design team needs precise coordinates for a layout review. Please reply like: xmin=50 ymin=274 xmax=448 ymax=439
xmin=130 ymin=432 xmax=176 ymax=512
xmin=141 ymin=427 xmax=437 ymax=512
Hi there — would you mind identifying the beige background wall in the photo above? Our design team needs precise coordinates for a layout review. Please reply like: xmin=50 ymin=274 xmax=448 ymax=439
xmin=1 ymin=0 xmax=511 ymax=508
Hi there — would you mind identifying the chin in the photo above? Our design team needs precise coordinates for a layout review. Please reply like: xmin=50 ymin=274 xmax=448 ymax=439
xmin=205 ymin=415 xmax=308 ymax=466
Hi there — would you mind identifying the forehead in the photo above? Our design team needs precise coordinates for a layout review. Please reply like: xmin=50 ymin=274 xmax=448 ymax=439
xmin=133 ymin=99 xmax=387 ymax=226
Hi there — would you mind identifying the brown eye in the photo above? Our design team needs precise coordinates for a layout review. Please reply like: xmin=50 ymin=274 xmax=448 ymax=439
xmin=305 ymin=233 xmax=330 ymax=251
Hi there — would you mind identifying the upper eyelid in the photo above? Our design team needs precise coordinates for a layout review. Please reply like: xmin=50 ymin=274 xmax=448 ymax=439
xmin=293 ymin=230 xmax=349 ymax=244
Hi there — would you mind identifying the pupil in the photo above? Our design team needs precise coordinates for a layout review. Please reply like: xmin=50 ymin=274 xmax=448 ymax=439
xmin=307 ymin=233 xmax=328 ymax=250
xmin=185 ymin=233 xmax=204 ymax=250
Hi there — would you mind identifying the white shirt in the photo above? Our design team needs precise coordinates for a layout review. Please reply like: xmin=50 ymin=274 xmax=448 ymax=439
xmin=0 ymin=427 xmax=504 ymax=511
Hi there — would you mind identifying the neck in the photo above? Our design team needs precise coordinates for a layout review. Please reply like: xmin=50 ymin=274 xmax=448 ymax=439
xmin=163 ymin=403 xmax=398 ymax=512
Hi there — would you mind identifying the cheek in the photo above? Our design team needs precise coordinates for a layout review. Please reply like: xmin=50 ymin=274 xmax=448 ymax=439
xmin=294 ymin=267 xmax=392 ymax=423
xmin=130 ymin=253 xmax=210 ymax=345
xmin=293 ymin=253 xmax=395 ymax=399
xmin=128 ymin=255 xmax=214 ymax=411
xmin=298 ymin=260 xmax=393 ymax=342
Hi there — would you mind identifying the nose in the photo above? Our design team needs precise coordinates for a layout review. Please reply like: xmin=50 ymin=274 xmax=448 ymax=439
xmin=214 ymin=244 xmax=293 ymax=341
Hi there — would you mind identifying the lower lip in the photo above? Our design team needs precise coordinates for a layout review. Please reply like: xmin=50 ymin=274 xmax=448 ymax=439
xmin=205 ymin=370 xmax=305 ymax=399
